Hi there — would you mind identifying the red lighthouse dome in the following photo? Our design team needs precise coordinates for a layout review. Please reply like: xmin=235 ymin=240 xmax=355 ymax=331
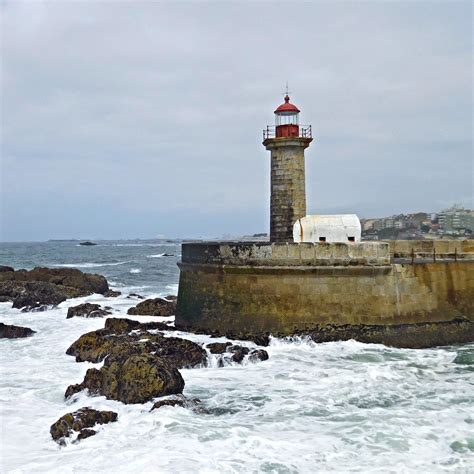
xmin=274 ymin=95 xmax=300 ymax=114
xmin=274 ymin=94 xmax=300 ymax=138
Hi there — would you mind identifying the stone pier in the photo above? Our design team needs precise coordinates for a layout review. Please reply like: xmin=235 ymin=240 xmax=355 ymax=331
xmin=176 ymin=241 xmax=474 ymax=348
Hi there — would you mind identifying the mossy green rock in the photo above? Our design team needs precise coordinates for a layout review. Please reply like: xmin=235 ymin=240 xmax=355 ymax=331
xmin=65 ymin=354 xmax=185 ymax=404
xmin=66 ymin=318 xmax=206 ymax=368
xmin=50 ymin=407 xmax=117 ymax=444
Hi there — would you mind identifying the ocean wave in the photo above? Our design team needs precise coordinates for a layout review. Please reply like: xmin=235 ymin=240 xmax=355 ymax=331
xmin=52 ymin=261 xmax=129 ymax=268
xmin=130 ymin=268 xmax=142 ymax=274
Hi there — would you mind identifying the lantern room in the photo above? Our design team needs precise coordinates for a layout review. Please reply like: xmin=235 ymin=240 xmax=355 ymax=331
xmin=274 ymin=94 xmax=300 ymax=138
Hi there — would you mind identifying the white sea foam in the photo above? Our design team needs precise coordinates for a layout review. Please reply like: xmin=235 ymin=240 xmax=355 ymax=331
xmin=0 ymin=295 xmax=473 ymax=473
xmin=129 ymin=268 xmax=141 ymax=274
xmin=53 ymin=261 xmax=129 ymax=268
xmin=147 ymin=253 xmax=167 ymax=258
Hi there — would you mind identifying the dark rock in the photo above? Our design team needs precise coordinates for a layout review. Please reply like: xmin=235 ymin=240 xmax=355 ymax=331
xmin=150 ymin=395 xmax=203 ymax=412
xmin=0 ymin=322 xmax=36 ymax=338
xmin=165 ymin=295 xmax=177 ymax=302
xmin=67 ymin=303 xmax=112 ymax=319
xmin=67 ymin=318 xmax=206 ymax=368
xmin=206 ymin=342 xmax=232 ymax=354
xmin=0 ymin=267 xmax=109 ymax=295
xmin=127 ymin=293 xmax=144 ymax=299
xmin=151 ymin=397 xmax=186 ymax=411
xmin=79 ymin=241 xmax=97 ymax=246
xmin=21 ymin=304 xmax=51 ymax=313
xmin=0 ymin=266 xmax=14 ymax=272
xmin=77 ymin=428 xmax=96 ymax=440
xmin=0 ymin=281 xmax=69 ymax=310
xmin=104 ymin=290 xmax=121 ymax=297
xmin=248 ymin=349 xmax=269 ymax=362
xmin=50 ymin=407 xmax=117 ymax=444
xmin=65 ymin=354 xmax=185 ymax=404
xmin=228 ymin=345 xmax=250 ymax=363
xmin=292 ymin=320 xmax=474 ymax=349
xmin=127 ymin=297 xmax=176 ymax=316
xmin=103 ymin=317 xmax=171 ymax=333
xmin=174 ymin=324 xmax=271 ymax=347
xmin=0 ymin=267 xmax=109 ymax=311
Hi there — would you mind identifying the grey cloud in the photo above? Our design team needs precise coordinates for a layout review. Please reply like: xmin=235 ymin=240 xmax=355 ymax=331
xmin=1 ymin=0 xmax=472 ymax=241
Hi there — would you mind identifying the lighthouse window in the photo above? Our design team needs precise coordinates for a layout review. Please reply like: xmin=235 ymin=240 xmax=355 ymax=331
xmin=319 ymin=237 xmax=326 ymax=242
xmin=348 ymin=237 xmax=355 ymax=242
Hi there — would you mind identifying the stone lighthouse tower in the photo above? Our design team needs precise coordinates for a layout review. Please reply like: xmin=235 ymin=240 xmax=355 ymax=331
xmin=263 ymin=94 xmax=313 ymax=242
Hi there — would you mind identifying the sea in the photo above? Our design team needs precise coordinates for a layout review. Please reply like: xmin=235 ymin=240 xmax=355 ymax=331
xmin=0 ymin=240 xmax=473 ymax=473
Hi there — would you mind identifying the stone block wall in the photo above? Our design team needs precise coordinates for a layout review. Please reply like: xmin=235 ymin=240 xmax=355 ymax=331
xmin=181 ymin=241 xmax=390 ymax=267
xmin=386 ymin=239 xmax=474 ymax=258
xmin=176 ymin=260 xmax=474 ymax=335
xmin=264 ymin=137 xmax=312 ymax=242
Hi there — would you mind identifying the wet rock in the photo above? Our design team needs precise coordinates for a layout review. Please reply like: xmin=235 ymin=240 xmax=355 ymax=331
xmin=206 ymin=342 xmax=232 ymax=354
xmin=0 ymin=280 xmax=69 ymax=310
xmin=67 ymin=303 xmax=112 ymax=319
xmin=151 ymin=396 xmax=186 ymax=411
xmin=65 ymin=354 xmax=185 ymax=404
xmin=150 ymin=395 xmax=203 ymax=412
xmin=103 ymin=317 xmax=172 ymax=333
xmin=127 ymin=297 xmax=176 ymax=316
xmin=248 ymin=349 xmax=269 ymax=362
xmin=127 ymin=293 xmax=144 ymax=299
xmin=0 ymin=267 xmax=108 ymax=294
xmin=77 ymin=428 xmax=96 ymax=440
xmin=0 ymin=267 xmax=109 ymax=311
xmin=0 ymin=322 xmax=36 ymax=338
xmin=67 ymin=318 xmax=206 ymax=368
xmin=229 ymin=345 xmax=250 ymax=363
xmin=291 ymin=320 xmax=474 ymax=349
xmin=104 ymin=289 xmax=121 ymax=297
xmin=175 ymin=324 xmax=270 ymax=347
xmin=50 ymin=407 xmax=117 ymax=444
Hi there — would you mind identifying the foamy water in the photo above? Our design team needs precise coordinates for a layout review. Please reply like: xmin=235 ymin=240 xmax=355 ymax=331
xmin=0 ymin=241 xmax=473 ymax=473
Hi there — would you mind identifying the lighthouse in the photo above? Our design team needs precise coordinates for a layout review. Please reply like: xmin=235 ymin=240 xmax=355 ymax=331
xmin=263 ymin=93 xmax=313 ymax=242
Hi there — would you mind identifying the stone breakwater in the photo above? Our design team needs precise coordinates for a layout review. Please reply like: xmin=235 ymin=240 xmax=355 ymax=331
xmin=176 ymin=241 xmax=474 ymax=348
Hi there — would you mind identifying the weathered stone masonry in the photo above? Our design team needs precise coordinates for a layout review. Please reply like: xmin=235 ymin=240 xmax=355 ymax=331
xmin=263 ymin=137 xmax=312 ymax=242
xmin=176 ymin=241 xmax=474 ymax=348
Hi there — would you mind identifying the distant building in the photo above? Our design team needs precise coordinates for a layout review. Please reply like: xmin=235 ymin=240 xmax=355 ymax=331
xmin=438 ymin=207 xmax=474 ymax=233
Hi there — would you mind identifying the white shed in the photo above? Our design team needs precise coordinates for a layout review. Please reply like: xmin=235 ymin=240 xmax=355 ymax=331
xmin=293 ymin=215 xmax=361 ymax=243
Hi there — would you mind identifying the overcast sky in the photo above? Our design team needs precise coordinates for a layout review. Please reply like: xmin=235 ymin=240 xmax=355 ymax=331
xmin=1 ymin=1 xmax=472 ymax=241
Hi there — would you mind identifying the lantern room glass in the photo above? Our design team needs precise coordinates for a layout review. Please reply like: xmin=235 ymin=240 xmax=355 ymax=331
xmin=275 ymin=112 xmax=299 ymax=126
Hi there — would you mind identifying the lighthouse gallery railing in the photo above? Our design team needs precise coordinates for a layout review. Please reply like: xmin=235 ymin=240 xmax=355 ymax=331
xmin=263 ymin=125 xmax=312 ymax=140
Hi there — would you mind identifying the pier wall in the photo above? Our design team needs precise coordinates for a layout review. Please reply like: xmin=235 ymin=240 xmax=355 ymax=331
xmin=176 ymin=241 xmax=474 ymax=347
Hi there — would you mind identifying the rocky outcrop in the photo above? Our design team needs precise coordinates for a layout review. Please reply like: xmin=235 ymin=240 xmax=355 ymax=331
xmin=0 ymin=266 xmax=14 ymax=273
xmin=151 ymin=397 xmax=186 ymax=411
xmin=0 ymin=267 xmax=109 ymax=311
xmin=65 ymin=354 xmax=185 ymax=404
xmin=66 ymin=303 xmax=112 ymax=319
xmin=104 ymin=290 xmax=121 ymax=297
xmin=206 ymin=342 xmax=232 ymax=354
xmin=127 ymin=297 xmax=176 ymax=316
xmin=127 ymin=293 xmax=144 ymax=299
xmin=175 ymin=324 xmax=271 ymax=347
xmin=65 ymin=318 xmax=206 ymax=403
xmin=0 ymin=322 xmax=36 ymax=338
xmin=248 ymin=349 xmax=269 ymax=362
xmin=206 ymin=342 xmax=269 ymax=366
xmin=293 ymin=318 xmax=474 ymax=349
xmin=66 ymin=318 xmax=206 ymax=367
xmin=50 ymin=407 xmax=117 ymax=444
